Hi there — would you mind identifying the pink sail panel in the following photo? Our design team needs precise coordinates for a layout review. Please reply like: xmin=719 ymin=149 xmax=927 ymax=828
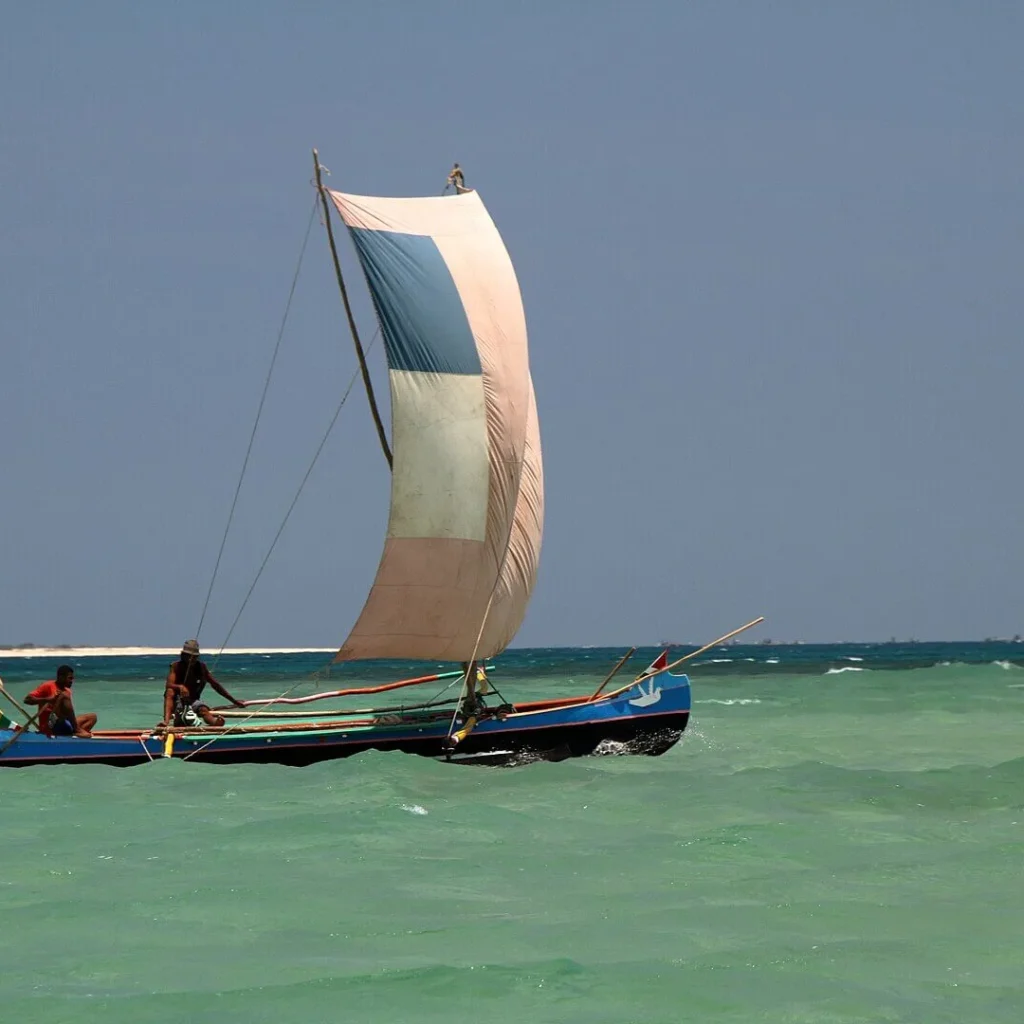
xmin=328 ymin=189 xmax=543 ymax=662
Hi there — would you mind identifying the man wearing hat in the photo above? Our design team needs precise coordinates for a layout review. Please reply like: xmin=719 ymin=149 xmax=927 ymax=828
xmin=159 ymin=639 xmax=245 ymax=729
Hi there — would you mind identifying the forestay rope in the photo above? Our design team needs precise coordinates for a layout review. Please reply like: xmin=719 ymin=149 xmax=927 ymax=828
xmin=208 ymin=328 xmax=379 ymax=669
xmin=196 ymin=195 xmax=320 ymax=639
xmin=179 ymin=188 xmax=384 ymax=759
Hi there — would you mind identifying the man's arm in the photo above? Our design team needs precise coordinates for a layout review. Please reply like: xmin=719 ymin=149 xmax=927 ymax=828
xmin=24 ymin=684 xmax=54 ymax=706
xmin=20 ymin=684 xmax=54 ymax=731
xmin=204 ymin=666 xmax=244 ymax=708
xmin=158 ymin=666 xmax=177 ymax=727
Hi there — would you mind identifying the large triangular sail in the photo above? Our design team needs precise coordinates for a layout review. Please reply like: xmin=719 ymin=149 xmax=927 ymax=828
xmin=327 ymin=189 xmax=543 ymax=662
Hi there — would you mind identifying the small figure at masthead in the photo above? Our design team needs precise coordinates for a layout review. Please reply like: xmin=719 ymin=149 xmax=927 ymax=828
xmin=446 ymin=162 xmax=467 ymax=193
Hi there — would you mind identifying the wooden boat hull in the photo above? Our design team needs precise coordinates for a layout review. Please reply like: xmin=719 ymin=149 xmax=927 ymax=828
xmin=0 ymin=675 xmax=690 ymax=768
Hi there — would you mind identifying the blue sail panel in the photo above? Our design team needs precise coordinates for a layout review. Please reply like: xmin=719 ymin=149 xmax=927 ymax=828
xmin=349 ymin=228 xmax=482 ymax=376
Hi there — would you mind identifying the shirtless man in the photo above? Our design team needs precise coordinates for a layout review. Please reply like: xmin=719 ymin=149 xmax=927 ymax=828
xmin=159 ymin=639 xmax=244 ymax=729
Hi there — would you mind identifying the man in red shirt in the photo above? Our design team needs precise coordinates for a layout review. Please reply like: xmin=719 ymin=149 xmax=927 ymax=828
xmin=24 ymin=665 xmax=97 ymax=738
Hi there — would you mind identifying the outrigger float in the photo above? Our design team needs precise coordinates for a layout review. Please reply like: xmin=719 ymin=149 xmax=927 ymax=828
xmin=1 ymin=153 xmax=762 ymax=768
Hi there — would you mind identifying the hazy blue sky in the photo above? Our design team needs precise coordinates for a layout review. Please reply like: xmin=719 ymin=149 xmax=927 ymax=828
xmin=1 ymin=3 xmax=1021 ymax=648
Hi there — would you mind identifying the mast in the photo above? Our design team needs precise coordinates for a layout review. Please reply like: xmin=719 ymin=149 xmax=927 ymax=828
xmin=312 ymin=149 xmax=393 ymax=469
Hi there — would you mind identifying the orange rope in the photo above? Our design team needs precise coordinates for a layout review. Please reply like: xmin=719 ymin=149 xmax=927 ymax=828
xmin=222 ymin=669 xmax=469 ymax=708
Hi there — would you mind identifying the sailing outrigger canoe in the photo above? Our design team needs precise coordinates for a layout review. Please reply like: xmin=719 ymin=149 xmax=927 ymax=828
xmin=1 ymin=154 xmax=761 ymax=768
xmin=0 ymin=668 xmax=691 ymax=768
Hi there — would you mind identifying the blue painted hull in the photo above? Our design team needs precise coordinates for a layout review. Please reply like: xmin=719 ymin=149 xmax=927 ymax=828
xmin=0 ymin=675 xmax=690 ymax=768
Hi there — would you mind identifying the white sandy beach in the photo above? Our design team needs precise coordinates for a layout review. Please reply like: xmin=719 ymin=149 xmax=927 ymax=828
xmin=0 ymin=647 xmax=336 ymax=659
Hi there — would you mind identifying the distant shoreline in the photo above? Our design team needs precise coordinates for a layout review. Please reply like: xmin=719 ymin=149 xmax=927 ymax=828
xmin=1 ymin=639 xmax=1021 ymax=661
xmin=0 ymin=647 xmax=337 ymax=659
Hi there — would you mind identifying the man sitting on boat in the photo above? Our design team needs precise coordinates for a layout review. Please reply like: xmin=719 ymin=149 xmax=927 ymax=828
xmin=24 ymin=665 xmax=97 ymax=738
xmin=159 ymin=639 xmax=244 ymax=729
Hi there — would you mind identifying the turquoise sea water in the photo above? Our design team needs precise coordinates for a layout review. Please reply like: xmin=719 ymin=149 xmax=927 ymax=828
xmin=1 ymin=643 xmax=1022 ymax=1023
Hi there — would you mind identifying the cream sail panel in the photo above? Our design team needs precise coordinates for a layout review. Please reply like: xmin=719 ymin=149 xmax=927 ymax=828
xmin=388 ymin=370 xmax=489 ymax=542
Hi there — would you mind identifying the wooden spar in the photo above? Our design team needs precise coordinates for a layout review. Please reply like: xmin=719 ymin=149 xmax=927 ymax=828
xmin=153 ymin=717 xmax=384 ymax=737
xmin=0 ymin=680 xmax=41 ymax=756
xmin=312 ymin=148 xmax=393 ymax=469
xmin=217 ymin=696 xmax=461 ymax=719
xmin=600 ymin=616 xmax=766 ymax=701
xmin=656 ymin=616 xmax=766 ymax=677
xmin=0 ymin=709 xmax=41 ymax=756
xmin=86 ymin=695 xmax=589 ymax=740
xmin=212 ymin=693 xmax=598 ymax=723
xmin=0 ymin=681 xmax=34 ymax=724
xmin=588 ymin=647 xmax=637 ymax=701
xmin=220 ymin=666 xmax=483 ymax=709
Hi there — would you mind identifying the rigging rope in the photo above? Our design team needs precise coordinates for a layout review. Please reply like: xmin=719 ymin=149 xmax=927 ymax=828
xmin=182 ymin=188 xmax=389 ymax=757
xmin=208 ymin=330 xmax=380 ymax=675
xmin=196 ymin=196 xmax=320 ymax=639
xmin=184 ymin=335 xmax=379 ymax=762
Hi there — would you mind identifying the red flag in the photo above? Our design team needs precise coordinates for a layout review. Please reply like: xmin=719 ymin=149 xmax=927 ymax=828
xmin=643 ymin=650 xmax=668 ymax=676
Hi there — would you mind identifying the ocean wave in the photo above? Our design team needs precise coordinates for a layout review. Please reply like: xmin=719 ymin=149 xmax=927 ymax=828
xmin=731 ymin=754 xmax=1024 ymax=785
xmin=824 ymin=666 xmax=865 ymax=674
xmin=593 ymin=738 xmax=631 ymax=755
xmin=932 ymin=660 xmax=1020 ymax=671
xmin=695 ymin=698 xmax=762 ymax=706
